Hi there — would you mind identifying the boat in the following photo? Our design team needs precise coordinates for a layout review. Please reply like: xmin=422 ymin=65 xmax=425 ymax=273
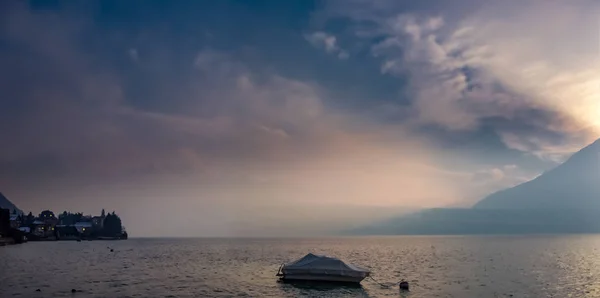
xmin=277 ymin=253 xmax=371 ymax=284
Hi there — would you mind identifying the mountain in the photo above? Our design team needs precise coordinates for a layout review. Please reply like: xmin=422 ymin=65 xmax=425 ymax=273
xmin=350 ymin=208 xmax=600 ymax=235
xmin=474 ymin=138 xmax=600 ymax=209
xmin=351 ymin=138 xmax=600 ymax=235
xmin=0 ymin=192 xmax=22 ymax=214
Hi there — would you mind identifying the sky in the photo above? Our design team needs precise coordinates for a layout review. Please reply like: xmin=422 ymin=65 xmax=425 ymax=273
xmin=0 ymin=0 xmax=599 ymax=237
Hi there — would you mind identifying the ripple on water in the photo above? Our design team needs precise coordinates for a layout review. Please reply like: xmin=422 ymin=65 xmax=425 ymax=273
xmin=2 ymin=236 xmax=600 ymax=297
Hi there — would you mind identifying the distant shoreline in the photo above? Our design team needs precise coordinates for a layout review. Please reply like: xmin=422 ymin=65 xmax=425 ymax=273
xmin=95 ymin=233 xmax=600 ymax=239
xmin=27 ymin=235 xmax=127 ymax=242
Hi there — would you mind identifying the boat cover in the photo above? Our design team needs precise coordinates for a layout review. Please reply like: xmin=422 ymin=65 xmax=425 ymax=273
xmin=282 ymin=253 xmax=370 ymax=277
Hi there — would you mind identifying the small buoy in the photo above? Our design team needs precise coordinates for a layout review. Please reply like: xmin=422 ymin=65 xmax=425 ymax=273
xmin=399 ymin=280 xmax=409 ymax=291
xmin=36 ymin=289 xmax=41 ymax=292
xmin=71 ymin=289 xmax=77 ymax=293
xmin=110 ymin=249 xmax=114 ymax=252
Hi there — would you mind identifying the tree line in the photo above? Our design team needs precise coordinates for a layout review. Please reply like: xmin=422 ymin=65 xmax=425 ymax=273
xmin=16 ymin=208 xmax=125 ymax=237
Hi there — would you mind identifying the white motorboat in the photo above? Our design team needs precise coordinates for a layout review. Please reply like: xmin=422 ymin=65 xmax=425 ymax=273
xmin=277 ymin=253 xmax=371 ymax=283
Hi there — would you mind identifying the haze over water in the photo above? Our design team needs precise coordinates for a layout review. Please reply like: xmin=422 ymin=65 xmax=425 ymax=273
xmin=3 ymin=1 xmax=600 ymax=296
xmin=3 ymin=236 xmax=600 ymax=297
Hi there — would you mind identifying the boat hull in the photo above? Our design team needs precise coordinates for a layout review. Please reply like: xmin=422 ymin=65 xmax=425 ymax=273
xmin=279 ymin=274 xmax=367 ymax=283
xmin=276 ymin=253 xmax=371 ymax=284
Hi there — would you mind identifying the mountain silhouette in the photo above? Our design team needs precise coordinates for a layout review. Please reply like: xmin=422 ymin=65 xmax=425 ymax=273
xmin=0 ymin=192 xmax=21 ymax=214
xmin=474 ymin=138 xmax=600 ymax=209
xmin=351 ymin=138 xmax=600 ymax=235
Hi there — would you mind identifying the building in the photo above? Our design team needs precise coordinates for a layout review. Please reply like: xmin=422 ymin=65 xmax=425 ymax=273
xmin=39 ymin=210 xmax=58 ymax=225
xmin=0 ymin=208 xmax=9 ymax=237
xmin=74 ymin=221 xmax=92 ymax=236
xmin=31 ymin=220 xmax=45 ymax=237
xmin=9 ymin=214 xmax=21 ymax=229
xmin=54 ymin=225 xmax=78 ymax=239
xmin=92 ymin=216 xmax=105 ymax=229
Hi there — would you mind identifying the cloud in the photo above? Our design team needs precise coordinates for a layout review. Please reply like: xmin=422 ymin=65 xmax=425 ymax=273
xmin=472 ymin=168 xmax=504 ymax=182
xmin=5 ymin=1 xmax=593 ymax=236
xmin=128 ymin=48 xmax=138 ymax=62
xmin=468 ymin=164 xmax=537 ymax=203
xmin=472 ymin=164 xmax=523 ymax=184
xmin=305 ymin=31 xmax=349 ymax=59
xmin=324 ymin=0 xmax=600 ymax=160
xmin=0 ymin=4 xmax=491 ymax=236
xmin=498 ymin=131 xmax=590 ymax=163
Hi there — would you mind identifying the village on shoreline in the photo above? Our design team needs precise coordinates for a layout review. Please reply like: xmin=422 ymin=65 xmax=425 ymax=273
xmin=0 ymin=207 xmax=128 ymax=246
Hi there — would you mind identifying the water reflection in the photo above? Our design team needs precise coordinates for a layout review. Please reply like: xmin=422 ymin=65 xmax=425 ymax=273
xmin=277 ymin=279 xmax=372 ymax=297
xmin=4 ymin=236 xmax=600 ymax=297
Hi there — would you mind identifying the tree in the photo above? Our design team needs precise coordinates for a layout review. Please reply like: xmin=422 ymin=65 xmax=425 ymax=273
xmin=73 ymin=212 xmax=83 ymax=224
xmin=56 ymin=211 xmax=85 ymax=225
xmin=103 ymin=213 xmax=122 ymax=237
xmin=101 ymin=209 xmax=105 ymax=217
xmin=59 ymin=211 xmax=67 ymax=224
xmin=26 ymin=212 xmax=34 ymax=225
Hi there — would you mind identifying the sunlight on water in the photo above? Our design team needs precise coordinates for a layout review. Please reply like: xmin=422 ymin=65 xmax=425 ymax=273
xmin=2 ymin=236 xmax=600 ymax=297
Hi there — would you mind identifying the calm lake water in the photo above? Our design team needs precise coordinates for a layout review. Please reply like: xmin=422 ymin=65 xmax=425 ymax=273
xmin=2 ymin=236 xmax=600 ymax=297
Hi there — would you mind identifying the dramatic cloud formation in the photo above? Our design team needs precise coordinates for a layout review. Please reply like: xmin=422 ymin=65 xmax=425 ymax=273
xmin=0 ymin=0 xmax=596 ymax=236
xmin=323 ymin=0 xmax=600 ymax=160
xmin=305 ymin=31 xmax=349 ymax=59
xmin=0 ymin=2 xmax=489 ymax=237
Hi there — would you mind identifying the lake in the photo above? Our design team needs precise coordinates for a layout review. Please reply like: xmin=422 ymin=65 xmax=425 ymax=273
xmin=2 ymin=236 xmax=600 ymax=297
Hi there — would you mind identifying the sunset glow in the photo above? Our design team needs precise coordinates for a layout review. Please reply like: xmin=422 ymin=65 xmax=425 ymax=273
xmin=1 ymin=0 xmax=599 ymax=236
